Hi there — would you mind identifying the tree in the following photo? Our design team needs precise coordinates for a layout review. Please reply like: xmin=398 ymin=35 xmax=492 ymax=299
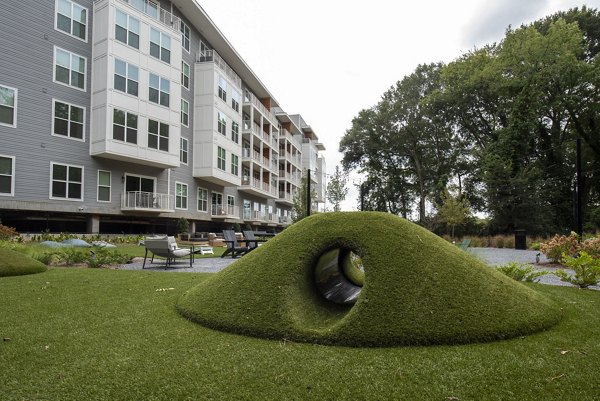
xmin=292 ymin=172 xmax=317 ymax=223
xmin=326 ymin=166 xmax=348 ymax=212
xmin=436 ymin=188 xmax=470 ymax=240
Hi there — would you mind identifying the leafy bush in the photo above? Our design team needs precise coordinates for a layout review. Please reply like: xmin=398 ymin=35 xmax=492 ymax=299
xmin=0 ymin=224 xmax=18 ymax=240
xmin=555 ymin=251 xmax=600 ymax=288
xmin=86 ymin=247 xmax=130 ymax=268
xmin=539 ymin=233 xmax=580 ymax=263
xmin=59 ymin=248 xmax=88 ymax=265
xmin=579 ymin=237 xmax=600 ymax=259
xmin=496 ymin=262 xmax=549 ymax=282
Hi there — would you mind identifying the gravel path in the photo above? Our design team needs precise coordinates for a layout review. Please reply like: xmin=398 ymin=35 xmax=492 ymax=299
xmin=116 ymin=247 xmax=599 ymax=290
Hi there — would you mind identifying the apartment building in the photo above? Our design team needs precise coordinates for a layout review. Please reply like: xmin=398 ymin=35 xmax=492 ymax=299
xmin=0 ymin=0 xmax=326 ymax=234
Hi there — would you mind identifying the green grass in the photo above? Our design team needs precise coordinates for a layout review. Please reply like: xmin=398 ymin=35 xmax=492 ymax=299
xmin=178 ymin=212 xmax=559 ymax=346
xmin=0 ymin=247 xmax=47 ymax=277
xmin=1 ymin=268 xmax=599 ymax=400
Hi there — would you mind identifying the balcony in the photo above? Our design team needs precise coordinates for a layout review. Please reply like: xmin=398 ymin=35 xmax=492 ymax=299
xmin=211 ymin=204 xmax=239 ymax=219
xmin=279 ymin=215 xmax=292 ymax=225
xmin=243 ymin=90 xmax=276 ymax=123
xmin=114 ymin=0 xmax=180 ymax=32
xmin=240 ymin=176 xmax=278 ymax=199
xmin=121 ymin=191 xmax=174 ymax=212
xmin=197 ymin=50 xmax=242 ymax=88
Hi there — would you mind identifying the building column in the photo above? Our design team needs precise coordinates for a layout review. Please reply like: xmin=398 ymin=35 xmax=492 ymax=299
xmin=87 ymin=215 xmax=100 ymax=234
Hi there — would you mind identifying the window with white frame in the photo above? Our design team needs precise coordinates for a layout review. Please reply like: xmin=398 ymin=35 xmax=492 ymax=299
xmin=149 ymin=27 xmax=171 ymax=64
xmin=181 ymin=61 xmax=190 ymax=89
xmin=181 ymin=99 xmax=189 ymax=126
xmin=180 ymin=137 xmax=188 ymax=164
xmin=231 ymin=121 xmax=239 ymax=143
xmin=243 ymin=199 xmax=251 ymax=219
xmin=227 ymin=195 xmax=235 ymax=214
xmin=114 ymin=59 xmax=138 ymax=96
xmin=218 ymin=75 xmax=227 ymax=102
xmin=113 ymin=108 xmax=137 ymax=144
xmin=0 ymin=155 xmax=15 ymax=196
xmin=231 ymin=154 xmax=239 ymax=176
xmin=0 ymin=85 xmax=17 ymax=127
xmin=56 ymin=0 xmax=87 ymax=41
xmin=217 ymin=111 xmax=226 ymax=135
xmin=97 ymin=170 xmax=111 ymax=202
xmin=115 ymin=9 xmax=139 ymax=49
xmin=197 ymin=187 xmax=208 ymax=212
xmin=130 ymin=0 xmax=157 ymax=18
xmin=53 ymin=100 xmax=84 ymax=140
xmin=54 ymin=47 xmax=86 ymax=90
xmin=180 ymin=21 xmax=190 ymax=52
xmin=217 ymin=147 xmax=226 ymax=171
xmin=176 ymin=182 xmax=188 ymax=209
xmin=51 ymin=162 xmax=83 ymax=200
xmin=231 ymin=89 xmax=240 ymax=112
xmin=148 ymin=119 xmax=169 ymax=151
xmin=149 ymin=73 xmax=169 ymax=107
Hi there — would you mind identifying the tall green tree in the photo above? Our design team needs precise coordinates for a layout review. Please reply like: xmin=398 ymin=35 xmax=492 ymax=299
xmin=326 ymin=166 xmax=348 ymax=212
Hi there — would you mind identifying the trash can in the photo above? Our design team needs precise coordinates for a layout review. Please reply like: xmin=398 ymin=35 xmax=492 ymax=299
xmin=514 ymin=229 xmax=526 ymax=250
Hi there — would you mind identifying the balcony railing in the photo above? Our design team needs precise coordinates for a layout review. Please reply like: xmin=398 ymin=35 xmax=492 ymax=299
xmin=243 ymin=89 xmax=276 ymax=123
xmin=211 ymin=204 xmax=238 ymax=218
xmin=279 ymin=215 xmax=292 ymax=225
xmin=115 ymin=0 xmax=180 ymax=31
xmin=121 ymin=191 xmax=174 ymax=212
xmin=197 ymin=50 xmax=242 ymax=89
xmin=242 ymin=119 xmax=261 ymax=134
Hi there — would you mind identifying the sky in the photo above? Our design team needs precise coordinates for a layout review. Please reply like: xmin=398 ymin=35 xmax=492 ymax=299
xmin=198 ymin=0 xmax=600 ymax=211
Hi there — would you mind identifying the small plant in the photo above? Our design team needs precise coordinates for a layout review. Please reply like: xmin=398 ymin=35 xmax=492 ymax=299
xmin=32 ymin=251 xmax=62 ymax=266
xmin=59 ymin=248 xmax=88 ymax=265
xmin=539 ymin=233 xmax=580 ymax=263
xmin=86 ymin=247 xmax=130 ymax=268
xmin=0 ymin=224 xmax=18 ymax=241
xmin=496 ymin=262 xmax=549 ymax=282
xmin=555 ymin=251 xmax=600 ymax=288
xmin=176 ymin=217 xmax=190 ymax=236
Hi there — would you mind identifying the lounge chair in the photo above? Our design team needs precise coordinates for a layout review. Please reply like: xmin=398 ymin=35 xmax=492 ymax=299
xmin=456 ymin=238 xmax=471 ymax=251
xmin=221 ymin=230 xmax=249 ymax=258
xmin=242 ymin=230 xmax=265 ymax=252
xmin=142 ymin=236 xmax=192 ymax=269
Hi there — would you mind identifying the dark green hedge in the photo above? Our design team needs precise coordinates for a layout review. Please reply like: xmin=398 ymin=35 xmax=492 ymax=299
xmin=177 ymin=212 xmax=560 ymax=347
xmin=0 ymin=247 xmax=48 ymax=277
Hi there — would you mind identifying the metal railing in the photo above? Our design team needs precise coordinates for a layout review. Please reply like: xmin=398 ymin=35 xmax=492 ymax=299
xmin=121 ymin=191 xmax=173 ymax=211
xmin=197 ymin=50 xmax=242 ymax=88
xmin=114 ymin=0 xmax=180 ymax=32
xmin=211 ymin=204 xmax=238 ymax=218
xmin=243 ymin=89 xmax=276 ymax=123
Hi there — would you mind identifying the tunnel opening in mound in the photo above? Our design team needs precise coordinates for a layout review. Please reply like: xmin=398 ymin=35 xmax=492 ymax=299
xmin=314 ymin=247 xmax=364 ymax=305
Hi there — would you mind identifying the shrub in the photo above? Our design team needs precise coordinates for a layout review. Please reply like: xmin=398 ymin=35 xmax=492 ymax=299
xmin=86 ymin=247 xmax=130 ymax=268
xmin=555 ymin=251 xmax=600 ymax=288
xmin=496 ymin=262 xmax=549 ymax=282
xmin=59 ymin=248 xmax=88 ymax=265
xmin=0 ymin=224 xmax=18 ymax=241
xmin=539 ymin=233 xmax=580 ymax=263
xmin=579 ymin=237 xmax=600 ymax=259
xmin=31 ymin=251 xmax=63 ymax=266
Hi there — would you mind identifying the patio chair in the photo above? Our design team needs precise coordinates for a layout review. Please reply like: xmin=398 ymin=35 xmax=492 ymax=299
xmin=242 ymin=230 xmax=265 ymax=252
xmin=221 ymin=230 xmax=249 ymax=258
xmin=142 ymin=236 xmax=192 ymax=269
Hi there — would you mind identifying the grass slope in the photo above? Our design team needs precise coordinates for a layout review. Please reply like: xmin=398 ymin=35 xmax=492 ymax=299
xmin=178 ymin=212 xmax=560 ymax=346
xmin=0 ymin=247 xmax=47 ymax=277
xmin=0 ymin=268 xmax=598 ymax=400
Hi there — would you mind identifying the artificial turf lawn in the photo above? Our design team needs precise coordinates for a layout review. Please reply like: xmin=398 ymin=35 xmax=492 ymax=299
xmin=0 ymin=247 xmax=47 ymax=277
xmin=0 ymin=268 xmax=599 ymax=401
xmin=177 ymin=212 xmax=560 ymax=346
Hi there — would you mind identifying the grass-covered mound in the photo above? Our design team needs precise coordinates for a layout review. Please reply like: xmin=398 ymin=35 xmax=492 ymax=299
xmin=0 ymin=247 xmax=47 ymax=277
xmin=177 ymin=212 xmax=560 ymax=346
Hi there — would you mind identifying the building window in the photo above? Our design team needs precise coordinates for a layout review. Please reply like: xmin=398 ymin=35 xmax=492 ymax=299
xmin=0 ymin=155 xmax=15 ymax=196
xmin=54 ymin=47 xmax=86 ymax=90
xmin=113 ymin=108 xmax=137 ymax=144
xmin=148 ymin=119 xmax=169 ymax=151
xmin=180 ymin=21 xmax=190 ymax=52
xmin=180 ymin=137 xmax=188 ymax=165
xmin=50 ymin=162 xmax=83 ymax=200
xmin=243 ymin=199 xmax=251 ymax=219
xmin=56 ymin=0 xmax=87 ymax=41
xmin=197 ymin=187 xmax=208 ymax=212
xmin=149 ymin=73 xmax=169 ymax=107
xmin=114 ymin=59 xmax=138 ymax=96
xmin=115 ymin=9 xmax=139 ymax=49
xmin=181 ymin=61 xmax=190 ymax=89
xmin=227 ymin=195 xmax=235 ymax=214
xmin=130 ymin=0 xmax=157 ymax=18
xmin=218 ymin=75 xmax=227 ymax=102
xmin=217 ymin=147 xmax=226 ymax=171
xmin=0 ymin=85 xmax=17 ymax=128
xmin=217 ymin=111 xmax=226 ymax=135
xmin=97 ymin=170 xmax=111 ymax=202
xmin=149 ymin=27 xmax=171 ymax=64
xmin=181 ymin=99 xmax=189 ymax=127
xmin=231 ymin=121 xmax=239 ymax=143
xmin=176 ymin=182 xmax=188 ymax=209
xmin=231 ymin=90 xmax=240 ymax=112
xmin=231 ymin=154 xmax=239 ymax=176
xmin=53 ymin=100 xmax=85 ymax=140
